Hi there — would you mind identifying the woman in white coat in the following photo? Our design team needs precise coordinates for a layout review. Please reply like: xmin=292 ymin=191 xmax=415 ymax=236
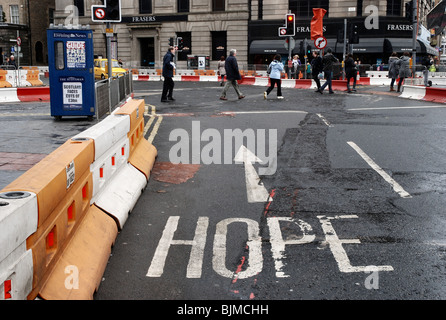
xmin=264 ymin=54 xmax=284 ymax=99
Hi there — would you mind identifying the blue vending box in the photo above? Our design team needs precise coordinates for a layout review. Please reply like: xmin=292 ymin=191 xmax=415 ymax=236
xmin=47 ymin=26 xmax=95 ymax=120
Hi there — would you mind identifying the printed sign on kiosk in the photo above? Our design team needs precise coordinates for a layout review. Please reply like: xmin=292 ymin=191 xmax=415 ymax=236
xmin=47 ymin=26 xmax=95 ymax=120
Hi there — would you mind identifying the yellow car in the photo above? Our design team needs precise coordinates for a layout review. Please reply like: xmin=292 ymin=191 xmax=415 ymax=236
xmin=94 ymin=59 xmax=127 ymax=80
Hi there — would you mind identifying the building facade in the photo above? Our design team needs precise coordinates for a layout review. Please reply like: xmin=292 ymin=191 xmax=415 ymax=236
xmin=0 ymin=0 xmax=55 ymax=66
xmin=53 ymin=0 xmax=438 ymax=69
xmin=55 ymin=0 xmax=249 ymax=69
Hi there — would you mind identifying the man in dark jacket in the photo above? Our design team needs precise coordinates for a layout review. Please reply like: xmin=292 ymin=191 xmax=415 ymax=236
xmin=161 ymin=47 xmax=176 ymax=102
xmin=311 ymin=51 xmax=323 ymax=92
xmin=220 ymin=49 xmax=245 ymax=100
xmin=317 ymin=48 xmax=339 ymax=94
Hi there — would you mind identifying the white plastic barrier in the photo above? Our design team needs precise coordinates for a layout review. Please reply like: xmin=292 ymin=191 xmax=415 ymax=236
xmin=399 ymin=85 xmax=426 ymax=100
xmin=94 ymin=163 xmax=147 ymax=228
xmin=72 ymin=114 xmax=131 ymax=204
xmin=0 ymin=191 xmax=38 ymax=300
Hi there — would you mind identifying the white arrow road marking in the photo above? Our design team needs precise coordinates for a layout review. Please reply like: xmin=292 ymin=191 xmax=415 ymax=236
xmin=234 ymin=145 xmax=272 ymax=203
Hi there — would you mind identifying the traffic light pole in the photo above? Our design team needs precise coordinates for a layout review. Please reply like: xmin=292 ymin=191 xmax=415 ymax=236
xmin=411 ymin=0 xmax=417 ymax=75
xmin=288 ymin=35 xmax=292 ymax=79
xmin=107 ymin=22 xmax=113 ymax=79
xmin=343 ymin=19 xmax=347 ymax=80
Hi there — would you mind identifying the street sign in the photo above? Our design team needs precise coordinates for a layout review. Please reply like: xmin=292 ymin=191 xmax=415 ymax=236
xmin=91 ymin=0 xmax=121 ymax=23
xmin=314 ymin=36 xmax=327 ymax=49
xmin=94 ymin=8 xmax=106 ymax=20
xmin=17 ymin=37 xmax=21 ymax=46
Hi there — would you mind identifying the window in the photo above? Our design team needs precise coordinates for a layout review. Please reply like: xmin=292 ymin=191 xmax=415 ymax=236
xmin=178 ymin=0 xmax=189 ymax=13
xmin=387 ymin=0 xmax=402 ymax=16
xmin=212 ymin=31 xmax=227 ymax=60
xmin=176 ymin=32 xmax=191 ymax=61
xmin=49 ymin=8 xmax=55 ymax=25
xmin=289 ymin=0 xmax=329 ymax=17
xmin=74 ymin=0 xmax=84 ymax=17
xmin=140 ymin=0 xmax=152 ymax=14
xmin=357 ymin=0 xmax=363 ymax=16
xmin=213 ymin=0 xmax=225 ymax=11
xmin=0 ymin=5 xmax=3 ymax=22
xmin=10 ymin=5 xmax=19 ymax=24
xmin=55 ymin=42 xmax=65 ymax=70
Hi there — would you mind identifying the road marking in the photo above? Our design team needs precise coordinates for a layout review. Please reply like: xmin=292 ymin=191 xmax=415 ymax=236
xmin=234 ymin=145 xmax=271 ymax=203
xmin=347 ymin=141 xmax=412 ymax=198
xmin=0 ymin=113 xmax=50 ymax=117
xmin=146 ymin=216 xmax=209 ymax=278
xmin=213 ymin=218 xmax=263 ymax=279
xmin=267 ymin=217 xmax=315 ymax=278
xmin=347 ymin=105 xmax=446 ymax=111
xmin=316 ymin=113 xmax=333 ymax=127
xmin=218 ymin=110 xmax=307 ymax=116
xmin=148 ymin=116 xmax=163 ymax=144
xmin=317 ymin=215 xmax=394 ymax=273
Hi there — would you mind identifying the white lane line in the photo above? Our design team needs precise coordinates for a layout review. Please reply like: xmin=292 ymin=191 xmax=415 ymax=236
xmin=347 ymin=105 xmax=446 ymax=111
xmin=218 ymin=110 xmax=307 ymax=115
xmin=316 ymin=113 xmax=333 ymax=127
xmin=347 ymin=141 xmax=412 ymax=198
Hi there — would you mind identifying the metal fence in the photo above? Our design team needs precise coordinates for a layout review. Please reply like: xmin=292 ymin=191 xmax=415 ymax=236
xmin=95 ymin=71 xmax=133 ymax=120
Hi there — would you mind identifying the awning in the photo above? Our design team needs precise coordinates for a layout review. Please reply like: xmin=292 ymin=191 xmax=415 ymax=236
xmin=249 ymin=40 xmax=289 ymax=55
xmin=249 ymin=38 xmax=338 ymax=55
xmin=349 ymin=38 xmax=384 ymax=54
xmin=417 ymin=39 xmax=439 ymax=56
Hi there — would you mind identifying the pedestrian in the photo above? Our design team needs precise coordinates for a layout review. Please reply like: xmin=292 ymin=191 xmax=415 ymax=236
xmin=317 ymin=48 xmax=339 ymax=94
xmin=217 ymin=56 xmax=226 ymax=86
xmin=291 ymin=55 xmax=300 ymax=79
xmin=395 ymin=51 xmax=411 ymax=92
xmin=311 ymin=51 xmax=323 ymax=92
xmin=161 ymin=46 xmax=176 ymax=102
xmin=345 ymin=53 xmax=357 ymax=93
xmin=422 ymin=54 xmax=433 ymax=87
xmin=220 ymin=49 xmax=245 ymax=100
xmin=388 ymin=52 xmax=399 ymax=91
xmin=264 ymin=54 xmax=284 ymax=99
xmin=8 ymin=55 xmax=17 ymax=70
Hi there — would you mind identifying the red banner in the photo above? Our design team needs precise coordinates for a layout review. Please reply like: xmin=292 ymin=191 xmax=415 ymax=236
xmin=311 ymin=8 xmax=327 ymax=40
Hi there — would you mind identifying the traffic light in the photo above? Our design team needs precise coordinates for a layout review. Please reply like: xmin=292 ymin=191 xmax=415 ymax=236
xmin=337 ymin=29 xmax=344 ymax=43
xmin=177 ymin=37 xmax=184 ymax=50
xmin=91 ymin=0 xmax=121 ymax=22
xmin=306 ymin=45 xmax=311 ymax=55
xmin=405 ymin=1 xmax=413 ymax=22
xmin=285 ymin=14 xmax=295 ymax=36
xmin=349 ymin=23 xmax=359 ymax=44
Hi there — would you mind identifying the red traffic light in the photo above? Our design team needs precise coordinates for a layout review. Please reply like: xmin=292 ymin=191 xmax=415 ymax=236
xmin=287 ymin=15 xmax=294 ymax=22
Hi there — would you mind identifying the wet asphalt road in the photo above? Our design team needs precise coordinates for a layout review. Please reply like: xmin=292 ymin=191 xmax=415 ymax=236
xmin=1 ymin=80 xmax=446 ymax=304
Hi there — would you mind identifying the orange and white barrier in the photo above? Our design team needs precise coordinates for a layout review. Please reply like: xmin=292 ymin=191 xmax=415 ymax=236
xmin=0 ymin=98 xmax=157 ymax=300
xmin=400 ymin=85 xmax=446 ymax=104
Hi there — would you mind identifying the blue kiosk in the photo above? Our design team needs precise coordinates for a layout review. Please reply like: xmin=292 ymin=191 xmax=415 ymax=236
xmin=47 ymin=26 xmax=95 ymax=120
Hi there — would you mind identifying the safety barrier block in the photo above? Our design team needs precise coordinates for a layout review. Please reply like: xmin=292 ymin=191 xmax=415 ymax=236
xmin=16 ymin=87 xmax=50 ymax=102
xmin=27 ymin=70 xmax=43 ymax=86
xmin=0 ymin=191 xmax=38 ymax=300
xmin=2 ymin=138 xmax=94 ymax=227
xmin=424 ymin=87 xmax=446 ymax=104
xmin=114 ymin=99 xmax=146 ymax=157
xmin=94 ymin=163 xmax=147 ymax=230
xmin=294 ymin=79 xmax=312 ymax=89
xmin=38 ymin=204 xmax=118 ymax=300
xmin=0 ymin=70 xmax=12 ymax=88
xmin=1 ymin=138 xmax=95 ymax=299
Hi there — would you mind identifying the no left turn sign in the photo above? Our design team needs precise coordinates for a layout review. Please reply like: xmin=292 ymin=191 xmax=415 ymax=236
xmin=314 ymin=36 xmax=327 ymax=50
xmin=94 ymin=8 xmax=105 ymax=20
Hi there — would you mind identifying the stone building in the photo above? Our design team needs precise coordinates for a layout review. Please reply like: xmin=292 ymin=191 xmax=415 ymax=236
xmin=53 ymin=0 xmax=438 ymax=69
xmin=0 ymin=0 xmax=55 ymax=66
